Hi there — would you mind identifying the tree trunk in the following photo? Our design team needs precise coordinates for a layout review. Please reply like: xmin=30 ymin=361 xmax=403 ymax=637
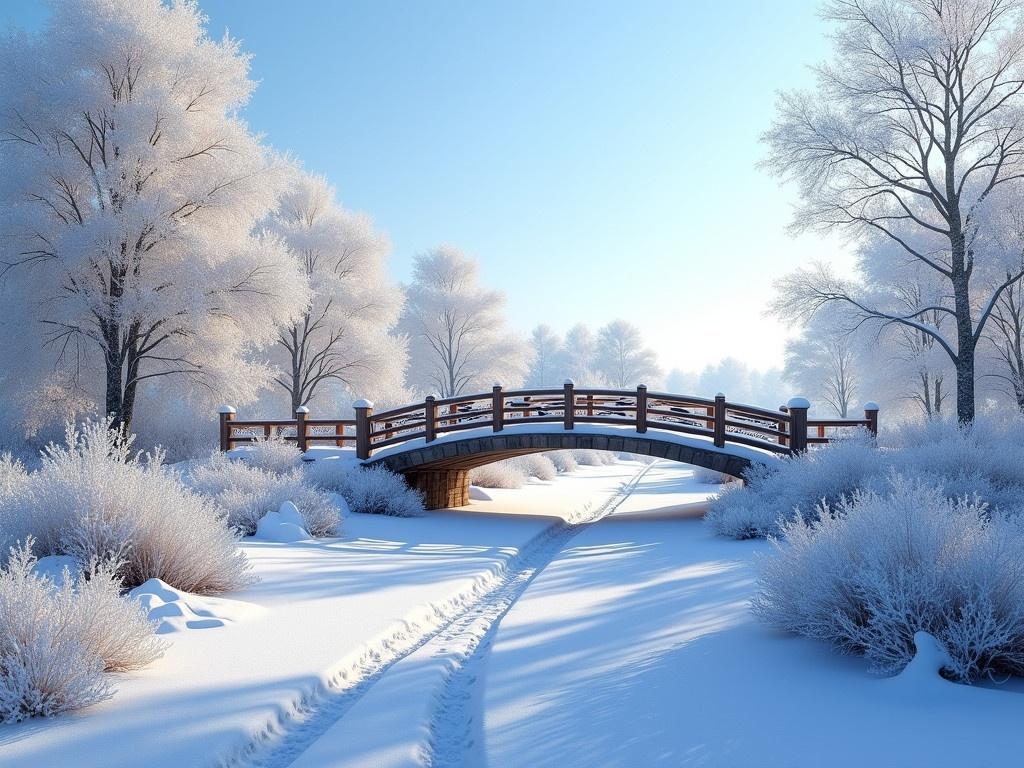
xmin=105 ymin=344 xmax=125 ymax=431
xmin=955 ymin=353 xmax=975 ymax=423
xmin=949 ymin=214 xmax=975 ymax=423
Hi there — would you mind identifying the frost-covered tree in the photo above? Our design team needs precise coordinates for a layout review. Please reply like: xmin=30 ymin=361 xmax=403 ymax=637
xmin=0 ymin=0 xmax=305 ymax=434
xmin=985 ymin=271 xmax=1024 ymax=411
xmin=562 ymin=324 xmax=599 ymax=385
xmin=783 ymin=316 xmax=859 ymax=417
xmin=593 ymin=319 xmax=662 ymax=388
xmin=525 ymin=325 xmax=566 ymax=388
xmin=266 ymin=172 xmax=405 ymax=412
xmin=764 ymin=0 xmax=1024 ymax=422
xmin=398 ymin=247 xmax=528 ymax=397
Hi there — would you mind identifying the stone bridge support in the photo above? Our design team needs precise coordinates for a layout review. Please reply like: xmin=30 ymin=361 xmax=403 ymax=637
xmin=404 ymin=468 xmax=471 ymax=509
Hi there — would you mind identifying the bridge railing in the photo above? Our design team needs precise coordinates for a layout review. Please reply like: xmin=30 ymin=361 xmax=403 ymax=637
xmin=218 ymin=384 xmax=880 ymax=460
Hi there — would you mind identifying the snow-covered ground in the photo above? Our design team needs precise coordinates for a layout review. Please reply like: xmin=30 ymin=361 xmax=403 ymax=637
xmin=483 ymin=463 xmax=1024 ymax=767
xmin=0 ymin=462 xmax=647 ymax=768
xmin=3 ymin=460 xmax=1023 ymax=768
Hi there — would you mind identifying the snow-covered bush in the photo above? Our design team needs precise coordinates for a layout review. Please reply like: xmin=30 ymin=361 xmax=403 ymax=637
xmin=469 ymin=461 xmax=526 ymax=489
xmin=545 ymin=450 xmax=578 ymax=474
xmin=0 ymin=421 xmax=251 ymax=594
xmin=231 ymin=436 xmax=302 ymax=475
xmin=707 ymin=417 xmax=1024 ymax=540
xmin=706 ymin=435 xmax=883 ymax=540
xmin=753 ymin=477 xmax=1024 ymax=682
xmin=469 ymin=454 xmax=558 ymax=488
xmin=507 ymin=454 xmax=557 ymax=481
xmin=884 ymin=417 xmax=1024 ymax=512
xmin=190 ymin=454 xmax=339 ymax=536
xmin=306 ymin=462 xmax=424 ymax=517
xmin=570 ymin=449 xmax=618 ymax=466
xmin=0 ymin=541 xmax=164 ymax=723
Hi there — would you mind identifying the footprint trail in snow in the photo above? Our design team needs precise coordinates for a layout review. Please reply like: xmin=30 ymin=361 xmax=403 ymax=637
xmin=221 ymin=461 xmax=654 ymax=768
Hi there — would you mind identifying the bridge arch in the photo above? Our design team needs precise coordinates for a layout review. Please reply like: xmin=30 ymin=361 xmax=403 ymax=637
xmin=364 ymin=428 xmax=763 ymax=508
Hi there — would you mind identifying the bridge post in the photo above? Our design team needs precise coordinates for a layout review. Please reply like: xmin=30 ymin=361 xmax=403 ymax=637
xmin=713 ymin=393 xmax=726 ymax=448
xmin=787 ymin=397 xmax=810 ymax=453
xmin=636 ymin=385 xmax=648 ymax=433
xmin=424 ymin=396 xmax=437 ymax=442
xmin=295 ymin=406 xmax=309 ymax=453
xmin=864 ymin=402 xmax=879 ymax=437
xmin=563 ymin=379 xmax=575 ymax=430
xmin=777 ymin=404 xmax=789 ymax=446
xmin=218 ymin=405 xmax=236 ymax=452
xmin=354 ymin=399 xmax=374 ymax=460
xmin=492 ymin=384 xmax=504 ymax=432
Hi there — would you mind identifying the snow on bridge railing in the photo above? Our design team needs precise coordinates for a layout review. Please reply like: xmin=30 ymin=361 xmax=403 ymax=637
xmin=218 ymin=386 xmax=880 ymax=460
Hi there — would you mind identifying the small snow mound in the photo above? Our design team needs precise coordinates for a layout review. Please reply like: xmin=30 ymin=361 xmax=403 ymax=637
xmin=896 ymin=631 xmax=953 ymax=686
xmin=328 ymin=492 xmax=352 ymax=516
xmin=32 ymin=555 xmax=80 ymax=587
xmin=276 ymin=500 xmax=305 ymax=527
xmin=252 ymin=502 xmax=312 ymax=542
xmin=469 ymin=485 xmax=493 ymax=501
xmin=129 ymin=578 xmax=263 ymax=634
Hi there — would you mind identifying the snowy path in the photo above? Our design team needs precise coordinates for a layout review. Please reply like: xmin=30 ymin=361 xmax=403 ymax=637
xmin=251 ymin=462 xmax=656 ymax=768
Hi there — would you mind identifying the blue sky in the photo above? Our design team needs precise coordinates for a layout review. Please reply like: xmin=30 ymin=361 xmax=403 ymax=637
xmin=3 ymin=1 xmax=851 ymax=375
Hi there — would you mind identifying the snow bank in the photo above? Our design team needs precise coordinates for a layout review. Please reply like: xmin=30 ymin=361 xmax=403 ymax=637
xmin=129 ymin=578 xmax=264 ymax=635
xmin=252 ymin=502 xmax=312 ymax=543
xmin=468 ymin=485 xmax=493 ymax=501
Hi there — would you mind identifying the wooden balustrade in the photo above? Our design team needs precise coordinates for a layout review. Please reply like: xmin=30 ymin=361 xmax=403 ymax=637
xmin=219 ymin=389 xmax=880 ymax=460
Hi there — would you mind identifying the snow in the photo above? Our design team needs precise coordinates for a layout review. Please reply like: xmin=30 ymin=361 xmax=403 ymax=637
xmin=252 ymin=501 xmax=312 ymax=542
xmin=468 ymin=485 xmax=493 ymax=501
xmin=481 ymin=464 xmax=1024 ymax=768
xmin=129 ymin=579 xmax=265 ymax=635
xmin=31 ymin=555 xmax=80 ymax=586
xmin=0 ymin=465 xmax=635 ymax=768
xmin=4 ymin=461 xmax=1024 ymax=768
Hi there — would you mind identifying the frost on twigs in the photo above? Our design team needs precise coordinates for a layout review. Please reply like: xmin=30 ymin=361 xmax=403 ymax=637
xmin=753 ymin=477 xmax=1024 ymax=683
xmin=0 ymin=539 xmax=165 ymax=723
xmin=0 ymin=419 xmax=253 ymax=594
xmin=707 ymin=417 xmax=1024 ymax=540
xmin=306 ymin=461 xmax=425 ymax=517
xmin=231 ymin=436 xmax=303 ymax=475
xmin=469 ymin=454 xmax=559 ymax=489
xmin=190 ymin=452 xmax=339 ymax=537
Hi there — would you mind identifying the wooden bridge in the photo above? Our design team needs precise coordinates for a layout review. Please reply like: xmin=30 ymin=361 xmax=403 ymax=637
xmin=218 ymin=381 xmax=879 ymax=509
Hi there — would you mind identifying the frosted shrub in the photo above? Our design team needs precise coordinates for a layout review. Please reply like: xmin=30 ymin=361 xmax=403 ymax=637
xmin=0 ymin=541 xmax=164 ymax=723
xmin=307 ymin=462 xmax=424 ymax=517
xmin=885 ymin=417 xmax=1024 ymax=512
xmin=753 ymin=478 xmax=1024 ymax=682
xmin=706 ymin=436 xmax=887 ymax=539
xmin=0 ymin=421 xmax=251 ymax=594
xmin=190 ymin=454 xmax=339 ymax=536
xmin=469 ymin=454 xmax=558 ymax=488
xmin=0 ymin=455 xmax=29 ymax=540
xmin=507 ymin=454 xmax=557 ymax=481
xmin=545 ymin=450 xmax=578 ymax=473
xmin=707 ymin=417 xmax=1024 ymax=540
xmin=233 ymin=436 xmax=302 ymax=475
xmin=570 ymin=449 xmax=618 ymax=466
xmin=469 ymin=462 xmax=527 ymax=489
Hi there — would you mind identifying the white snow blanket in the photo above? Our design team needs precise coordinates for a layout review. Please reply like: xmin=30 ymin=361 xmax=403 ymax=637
xmin=130 ymin=578 xmax=264 ymax=634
